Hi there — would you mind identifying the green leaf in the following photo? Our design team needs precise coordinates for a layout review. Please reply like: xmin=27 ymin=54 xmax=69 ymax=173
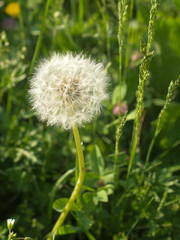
xmin=126 ymin=110 xmax=136 ymax=121
xmin=97 ymin=190 xmax=108 ymax=202
xmin=99 ymin=184 xmax=114 ymax=195
xmin=169 ymin=165 xmax=180 ymax=173
xmin=82 ymin=192 xmax=98 ymax=212
xmin=57 ymin=224 xmax=80 ymax=235
xmin=14 ymin=147 xmax=38 ymax=163
xmin=152 ymin=98 xmax=166 ymax=106
xmin=53 ymin=198 xmax=80 ymax=212
xmin=112 ymin=83 xmax=127 ymax=105
xmin=89 ymin=145 xmax=104 ymax=176
xmin=76 ymin=211 xmax=93 ymax=230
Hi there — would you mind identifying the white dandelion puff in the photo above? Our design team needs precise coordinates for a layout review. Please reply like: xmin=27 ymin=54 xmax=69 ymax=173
xmin=29 ymin=52 xmax=109 ymax=129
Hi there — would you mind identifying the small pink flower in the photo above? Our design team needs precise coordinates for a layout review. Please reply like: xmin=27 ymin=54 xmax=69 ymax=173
xmin=113 ymin=105 xmax=120 ymax=116
xmin=131 ymin=50 xmax=142 ymax=62
xmin=113 ymin=102 xmax=128 ymax=116
xmin=129 ymin=51 xmax=142 ymax=69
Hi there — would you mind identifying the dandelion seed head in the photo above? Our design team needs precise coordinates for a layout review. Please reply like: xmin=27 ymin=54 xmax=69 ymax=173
xmin=29 ymin=53 xmax=109 ymax=129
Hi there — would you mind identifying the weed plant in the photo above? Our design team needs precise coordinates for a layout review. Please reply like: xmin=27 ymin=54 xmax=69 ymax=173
xmin=0 ymin=0 xmax=180 ymax=240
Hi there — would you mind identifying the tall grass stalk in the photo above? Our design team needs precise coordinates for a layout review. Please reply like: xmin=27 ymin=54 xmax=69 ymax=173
xmin=123 ymin=0 xmax=134 ymax=82
xmin=29 ymin=0 xmax=53 ymax=75
xmin=18 ymin=4 xmax=25 ymax=46
xmin=114 ymin=0 xmax=128 ymax=178
xmin=145 ymin=77 xmax=180 ymax=164
xmin=114 ymin=113 xmax=127 ymax=180
xmin=128 ymin=0 xmax=158 ymax=177
xmin=96 ymin=0 xmax=111 ymax=57
xmin=118 ymin=0 xmax=128 ymax=94
xmin=146 ymin=0 xmax=159 ymax=55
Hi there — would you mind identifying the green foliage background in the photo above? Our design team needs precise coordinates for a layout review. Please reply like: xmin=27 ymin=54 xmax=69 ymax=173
xmin=0 ymin=0 xmax=179 ymax=239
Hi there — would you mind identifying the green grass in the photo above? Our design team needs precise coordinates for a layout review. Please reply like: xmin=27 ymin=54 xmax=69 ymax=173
xmin=0 ymin=0 xmax=180 ymax=240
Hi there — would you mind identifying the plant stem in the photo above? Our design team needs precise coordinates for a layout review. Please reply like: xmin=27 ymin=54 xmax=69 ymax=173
xmin=127 ymin=0 xmax=158 ymax=177
xmin=145 ymin=135 xmax=156 ymax=165
xmin=145 ymin=77 xmax=180 ymax=165
xmin=29 ymin=0 xmax=52 ymax=76
xmin=118 ymin=0 xmax=128 ymax=98
xmin=47 ymin=124 xmax=85 ymax=240
xmin=18 ymin=4 xmax=25 ymax=46
xmin=47 ymin=168 xmax=75 ymax=224
xmin=114 ymin=112 xmax=127 ymax=180
xmin=123 ymin=0 xmax=134 ymax=82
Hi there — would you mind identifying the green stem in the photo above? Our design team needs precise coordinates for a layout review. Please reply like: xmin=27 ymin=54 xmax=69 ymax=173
xmin=114 ymin=112 xmax=127 ymax=181
xmin=8 ymin=230 xmax=11 ymax=240
xmin=6 ymin=84 xmax=12 ymax=114
xmin=118 ymin=1 xmax=123 ymax=94
xmin=114 ymin=124 xmax=120 ymax=179
xmin=47 ymin=168 xmax=75 ymax=224
xmin=29 ymin=0 xmax=52 ymax=75
xmin=47 ymin=125 xmax=85 ymax=240
xmin=123 ymin=0 xmax=134 ymax=82
xmin=18 ymin=4 xmax=25 ymax=46
xmin=118 ymin=0 xmax=128 ymax=100
xmin=145 ymin=135 xmax=156 ymax=165
xmin=127 ymin=123 xmax=139 ymax=177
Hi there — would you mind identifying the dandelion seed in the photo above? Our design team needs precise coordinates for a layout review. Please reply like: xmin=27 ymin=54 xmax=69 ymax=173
xmin=29 ymin=53 xmax=109 ymax=129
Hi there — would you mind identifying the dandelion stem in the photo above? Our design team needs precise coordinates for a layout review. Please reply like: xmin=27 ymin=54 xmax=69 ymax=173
xmin=47 ymin=124 xmax=85 ymax=240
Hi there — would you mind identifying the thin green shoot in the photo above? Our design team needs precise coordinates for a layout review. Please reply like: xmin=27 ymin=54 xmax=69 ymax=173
xmin=123 ymin=0 xmax=134 ymax=82
xmin=118 ymin=0 xmax=128 ymax=98
xmin=114 ymin=112 xmax=128 ymax=181
xmin=145 ymin=77 xmax=180 ymax=164
xmin=29 ymin=0 xmax=53 ymax=76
